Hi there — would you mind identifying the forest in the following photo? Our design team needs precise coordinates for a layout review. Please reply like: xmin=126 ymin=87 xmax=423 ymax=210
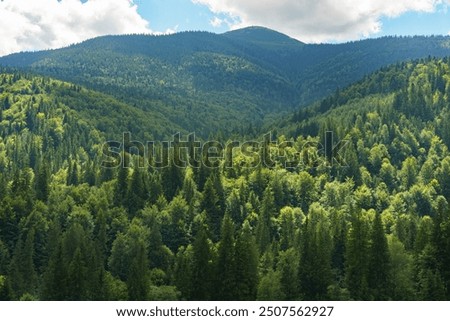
xmin=2 ymin=27 xmax=450 ymax=137
xmin=1 ymin=55 xmax=450 ymax=300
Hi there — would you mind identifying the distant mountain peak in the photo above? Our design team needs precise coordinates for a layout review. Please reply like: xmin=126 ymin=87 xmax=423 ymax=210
xmin=223 ymin=26 xmax=304 ymax=46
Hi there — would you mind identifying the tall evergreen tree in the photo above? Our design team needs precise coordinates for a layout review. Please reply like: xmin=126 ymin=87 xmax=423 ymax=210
xmin=234 ymin=221 xmax=259 ymax=300
xmin=215 ymin=215 xmax=236 ymax=300
xmin=114 ymin=165 xmax=129 ymax=207
xmin=256 ymin=187 xmax=275 ymax=253
xmin=127 ymin=242 xmax=149 ymax=301
xmin=298 ymin=203 xmax=333 ymax=300
xmin=201 ymin=177 xmax=221 ymax=242
xmin=35 ymin=162 xmax=49 ymax=202
xmin=368 ymin=212 xmax=391 ymax=299
xmin=127 ymin=168 xmax=146 ymax=217
xmin=190 ymin=226 xmax=212 ymax=300
xmin=345 ymin=208 xmax=370 ymax=300
xmin=8 ymin=229 xmax=38 ymax=299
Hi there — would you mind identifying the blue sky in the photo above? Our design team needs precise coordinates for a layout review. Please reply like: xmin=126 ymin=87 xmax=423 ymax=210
xmin=135 ymin=0 xmax=230 ymax=34
xmin=379 ymin=4 xmax=450 ymax=37
xmin=135 ymin=0 xmax=450 ymax=41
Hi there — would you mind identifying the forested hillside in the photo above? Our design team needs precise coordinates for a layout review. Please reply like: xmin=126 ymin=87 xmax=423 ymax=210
xmin=1 ymin=57 xmax=450 ymax=300
xmin=1 ymin=27 xmax=450 ymax=136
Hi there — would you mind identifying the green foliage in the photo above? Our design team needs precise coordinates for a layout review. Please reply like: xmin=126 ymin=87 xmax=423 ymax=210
xmin=2 ymin=30 xmax=450 ymax=136
xmin=2 ymin=51 xmax=450 ymax=301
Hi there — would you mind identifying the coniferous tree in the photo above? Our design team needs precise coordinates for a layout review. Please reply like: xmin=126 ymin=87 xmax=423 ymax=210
xmin=190 ymin=226 xmax=212 ymax=300
xmin=173 ymin=246 xmax=193 ymax=300
xmin=234 ymin=221 xmax=258 ymax=300
xmin=127 ymin=168 xmax=146 ymax=217
xmin=8 ymin=229 xmax=38 ymax=299
xmin=256 ymin=187 xmax=275 ymax=253
xmin=114 ymin=165 xmax=129 ymax=207
xmin=298 ymin=203 xmax=333 ymax=300
xmin=278 ymin=248 xmax=299 ymax=300
xmin=201 ymin=177 xmax=221 ymax=242
xmin=127 ymin=242 xmax=149 ymax=301
xmin=345 ymin=209 xmax=370 ymax=300
xmin=35 ymin=162 xmax=49 ymax=202
xmin=161 ymin=158 xmax=183 ymax=201
xmin=368 ymin=212 xmax=391 ymax=299
xmin=215 ymin=215 xmax=236 ymax=300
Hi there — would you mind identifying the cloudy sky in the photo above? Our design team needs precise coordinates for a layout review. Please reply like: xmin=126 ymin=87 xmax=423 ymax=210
xmin=1 ymin=0 xmax=450 ymax=56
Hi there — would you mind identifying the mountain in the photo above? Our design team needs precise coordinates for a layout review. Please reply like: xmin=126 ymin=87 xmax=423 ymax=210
xmin=1 ymin=27 xmax=450 ymax=136
xmin=4 ymin=27 xmax=450 ymax=301
xmin=2 ymin=53 xmax=450 ymax=300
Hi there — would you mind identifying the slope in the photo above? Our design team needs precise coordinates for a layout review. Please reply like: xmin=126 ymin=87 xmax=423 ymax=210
xmin=1 ymin=27 xmax=450 ymax=136
xmin=2 ymin=58 xmax=450 ymax=301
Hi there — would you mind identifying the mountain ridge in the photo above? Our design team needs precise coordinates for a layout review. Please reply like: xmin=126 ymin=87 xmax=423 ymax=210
xmin=1 ymin=27 xmax=450 ymax=136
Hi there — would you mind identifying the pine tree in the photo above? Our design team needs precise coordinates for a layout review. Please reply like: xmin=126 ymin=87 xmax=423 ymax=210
xmin=42 ymin=238 xmax=67 ymax=300
xmin=66 ymin=247 xmax=87 ymax=300
xmin=67 ymin=160 xmax=79 ymax=186
xmin=345 ymin=208 xmax=370 ymax=300
xmin=278 ymin=248 xmax=299 ymax=300
xmin=298 ymin=203 xmax=333 ymax=300
xmin=8 ymin=229 xmax=38 ymax=299
xmin=114 ymin=165 xmax=129 ymax=207
xmin=201 ymin=177 xmax=221 ymax=242
xmin=127 ymin=168 xmax=146 ymax=217
xmin=35 ymin=162 xmax=49 ymax=202
xmin=165 ymin=195 xmax=189 ymax=252
xmin=191 ymin=226 xmax=212 ymax=300
xmin=256 ymin=187 xmax=275 ymax=253
xmin=127 ymin=242 xmax=149 ymax=300
xmin=173 ymin=246 xmax=193 ymax=300
xmin=161 ymin=157 xmax=183 ymax=201
xmin=234 ymin=221 xmax=258 ymax=300
xmin=368 ymin=212 xmax=390 ymax=299
xmin=215 ymin=215 xmax=236 ymax=300
xmin=212 ymin=173 xmax=226 ymax=217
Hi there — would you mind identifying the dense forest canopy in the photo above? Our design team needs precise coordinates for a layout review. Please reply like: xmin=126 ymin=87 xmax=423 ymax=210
xmin=1 ymin=53 xmax=450 ymax=300
xmin=2 ymin=27 xmax=450 ymax=137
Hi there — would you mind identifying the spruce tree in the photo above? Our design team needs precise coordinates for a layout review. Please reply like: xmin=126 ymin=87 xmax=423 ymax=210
xmin=127 ymin=168 xmax=146 ymax=217
xmin=201 ymin=177 xmax=221 ymax=242
xmin=8 ymin=229 xmax=38 ymax=299
xmin=345 ymin=209 xmax=370 ymax=300
xmin=191 ymin=226 xmax=212 ymax=300
xmin=256 ymin=187 xmax=275 ymax=253
xmin=234 ymin=221 xmax=258 ymax=300
xmin=298 ymin=203 xmax=333 ymax=300
xmin=114 ymin=165 xmax=129 ymax=207
xmin=215 ymin=215 xmax=236 ymax=300
xmin=368 ymin=212 xmax=390 ymax=299
xmin=35 ymin=163 xmax=49 ymax=202
xmin=127 ymin=242 xmax=149 ymax=301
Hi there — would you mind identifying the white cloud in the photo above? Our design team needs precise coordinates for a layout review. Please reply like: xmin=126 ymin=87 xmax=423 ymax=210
xmin=0 ymin=0 xmax=152 ymax=56
xmin=210 ymin=16 xmax=224 ymax=28
xmin=193 ymin=0 xmax=450 ymax=43
xmin=153 ymin=25 xmax=179 ymax=36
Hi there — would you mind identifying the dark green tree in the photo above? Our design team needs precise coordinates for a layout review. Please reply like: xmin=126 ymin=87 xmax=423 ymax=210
xmin=190 ymin=226 xmax=212 ymax=300
xmin=298 ymin=203 xmax=333 ymax=300
xmin=35 ymin=162 xmax=49 ymax=202
xmin=368 ymin=212 xmax=391 ymax=299
xmin=234 ymin=221 xmax=259 ymax=300
xmin=256 ymin=187 xmax=275 ymax=253
xmin=345 ymin=209 xmax=370 ymax=300
xmin=215 ymin=215 xmax=236 ymax=300
xmin=127 ymin=242 xmax=149 ymax=300
xmin=127 ymin=168 xmax=146 ymax=217
xmin=201 ymin=177 xmax=221 ymax=242
xmin=114 ymin=165 xmax=129 ymax=207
